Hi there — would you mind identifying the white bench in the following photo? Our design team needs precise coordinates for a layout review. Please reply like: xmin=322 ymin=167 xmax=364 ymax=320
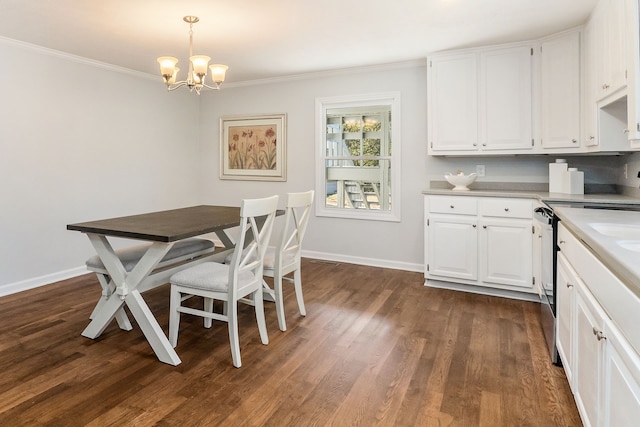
xmin=86 ymin=238 xmax=217 ymax=330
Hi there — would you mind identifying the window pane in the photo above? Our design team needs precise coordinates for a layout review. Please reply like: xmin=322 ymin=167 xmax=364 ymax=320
xmin=317 ymin=93 xmax=400 ymax=221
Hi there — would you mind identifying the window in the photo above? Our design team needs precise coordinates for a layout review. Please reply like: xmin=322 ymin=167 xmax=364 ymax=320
xmin=315 ymin=92 xmax=401 ymax=221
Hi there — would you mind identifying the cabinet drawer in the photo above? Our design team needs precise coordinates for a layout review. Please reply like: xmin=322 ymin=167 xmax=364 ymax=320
xmin=429 ymin=196 xmax=478 ymax=215
xmin=480 ymin=198 xmax=532 ymax=219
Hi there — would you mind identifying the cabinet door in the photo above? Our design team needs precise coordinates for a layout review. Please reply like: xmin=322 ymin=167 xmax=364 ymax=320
xmin=479 ymin=218 xmax=532 ymax=288
xmin=428 ymin=54 xmax=478 ymax=152
xmin=594 ymin=0 xmax=627 ymax=101
xmin=604 ymin=322 xmax=640 ymax=426
xmin=607 ymin=0 xmax=627 ymax=95
xmin=625 ymin=0 xmax=640 ymax=143
xmin=582 ymin=21 xmax=599 ymax=146
xmin=426 ymin=215 xmax=478 ymax=281
xmin=532 ymin=221 xmax=543 ymax=297
xmin=556 ymin=253 xmax=577 ymax=390
xmin=540 ymin=31 xmax=581 ymax=149
xmin=479 ymin=46 xmax=533 ymax=151
xmin=575 ymin=284 xmax=606 ymax=427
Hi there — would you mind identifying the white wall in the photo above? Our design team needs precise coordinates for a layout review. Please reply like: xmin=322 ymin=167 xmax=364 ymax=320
xmin=198 ymin=63 xmax=623 ymax=272
xmin=0 ymin=39 xmax=201 ymax=294
xmin=0 ymin=41 xmax=626 ymax=294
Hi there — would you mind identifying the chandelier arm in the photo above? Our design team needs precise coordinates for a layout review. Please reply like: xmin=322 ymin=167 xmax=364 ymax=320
xmin=166 ymin=81 xmax=190 ymax=91
xmin=200 ymin=82 xmax=222 ymax=91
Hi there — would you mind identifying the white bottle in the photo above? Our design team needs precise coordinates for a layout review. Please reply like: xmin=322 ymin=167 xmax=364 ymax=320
xmin=549 ymin=159 xmax=567 ymax=193
xmin=563 ymin=168 xmax=584 ymax=195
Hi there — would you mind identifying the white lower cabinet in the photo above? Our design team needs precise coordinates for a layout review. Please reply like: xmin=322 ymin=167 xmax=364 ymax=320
xmin=427 ymin=214 xmax=478 ymax=281
xmin=604 ymin=322 xmax=640 ymax=426
xmin=424 ymin=195 xmax=534 ymax=297
xmin=574 ymin=281 xmax=606 ymax=427
xmin=479 ymin=217 xmax=532 ymax=288
xmin=557 ymin=223 xmax=640 ymax=426
xmin=556 ymin=253 xmax=576 ymax=389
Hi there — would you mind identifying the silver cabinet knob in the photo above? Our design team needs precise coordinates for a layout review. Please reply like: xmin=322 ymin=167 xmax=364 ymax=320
xmin=504 ymin=207 xmax=509 ymax=212
xmin=592 ymin=327 xmax=606 ymax=341
xmin=472 ymin=224 xmax=477 ymax=228
xmin=566 ymin=282 xmax=573 ymax=288
xmin=482 ymin=225 xmax=487 ymax=229
xmin=450 ymin=205 xmax=454 ymax=209
xmin=571 ymin=139 xmax=577 ymax=143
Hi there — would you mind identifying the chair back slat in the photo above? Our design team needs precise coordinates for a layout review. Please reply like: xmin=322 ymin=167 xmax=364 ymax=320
xmin=228 ymin=195 xmax=279 ymax=295
xmin=276 ymin=191 xmax=314 ymax=267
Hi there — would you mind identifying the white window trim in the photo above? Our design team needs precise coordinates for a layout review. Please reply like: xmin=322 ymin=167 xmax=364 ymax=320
xmin=315 ymin=92 xmax=401 ymax=222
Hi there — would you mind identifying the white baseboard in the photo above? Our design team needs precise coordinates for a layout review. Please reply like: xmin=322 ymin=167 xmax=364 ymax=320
xmin=301 ymin=250 xmax=423 ymax=273
xmin=0 ymin=266 xmax=87 ymax=297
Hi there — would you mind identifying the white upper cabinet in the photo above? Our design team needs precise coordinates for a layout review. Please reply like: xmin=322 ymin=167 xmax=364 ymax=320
xmin=428 ymin=45 xmax=533 ymax=155
xmin=427 ymin=0 xmax=640 ymax=155
xmin=593 ymin=0 xmax=627 ymax=102
xmin=540 ymin=30 xmax=582 ymax=150
xmin=625 ymin=0 xmax=640 ymax=146
xmin=479 ymin=46 xmax=533 ymax=151
xmin=428 ymin=53 xmax=478 ymax=152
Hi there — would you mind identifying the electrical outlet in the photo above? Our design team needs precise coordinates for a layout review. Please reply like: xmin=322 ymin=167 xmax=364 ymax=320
xmin=476 ymin=165 xmax=485 ymax=177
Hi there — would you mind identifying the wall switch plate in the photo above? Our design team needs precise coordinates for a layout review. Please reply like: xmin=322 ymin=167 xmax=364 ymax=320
xmin=476 ymin=165 xmax=485 ymax=177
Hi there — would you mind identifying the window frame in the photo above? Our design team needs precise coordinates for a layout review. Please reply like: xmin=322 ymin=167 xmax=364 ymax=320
xmin=315 ymin=92 xmax=401 ymax=222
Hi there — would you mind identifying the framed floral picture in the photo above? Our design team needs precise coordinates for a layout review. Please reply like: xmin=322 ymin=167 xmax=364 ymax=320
xmin=220 ymin=113 xmax=287 ymax=181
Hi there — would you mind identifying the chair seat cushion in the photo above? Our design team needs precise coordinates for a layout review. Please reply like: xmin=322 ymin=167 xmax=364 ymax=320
xmin=86 ymin=238 xmax=215 ymax=272
xmin=170 ymin=261 xmax=256 ymax=292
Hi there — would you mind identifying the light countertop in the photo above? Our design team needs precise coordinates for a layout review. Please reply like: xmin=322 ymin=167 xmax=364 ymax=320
xmin=423 ymin=188 xmax=640 ymax=205
xmin=554 ymin=207 xmax=640 ymax=297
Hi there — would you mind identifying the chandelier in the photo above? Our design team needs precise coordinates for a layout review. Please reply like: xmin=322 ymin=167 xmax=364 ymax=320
xmin=157 ymin=16 xmax=228 ymax=95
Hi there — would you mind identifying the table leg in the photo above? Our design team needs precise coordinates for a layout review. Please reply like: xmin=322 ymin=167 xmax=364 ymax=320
xmin=82 ymin=293 xmax=127 ymax=338
xmin=90 ymin=273 xmax=133 ymax=331
xmin=82 ymin=235 xmax=180 ymax=365
xmin=124 ymin=290 xmax=181 ymax=365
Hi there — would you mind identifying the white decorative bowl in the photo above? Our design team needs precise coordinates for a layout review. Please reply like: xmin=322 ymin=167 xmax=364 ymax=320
xmin=444 ymin=172 xmax=477 ymax=191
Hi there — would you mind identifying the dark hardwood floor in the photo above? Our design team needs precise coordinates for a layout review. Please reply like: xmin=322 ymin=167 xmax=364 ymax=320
xmin=0 ymin=259 xmax=581 ymax=426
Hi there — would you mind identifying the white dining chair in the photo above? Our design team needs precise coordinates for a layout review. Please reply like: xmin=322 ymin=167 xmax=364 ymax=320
xmin=168 ymin=195 xmax=279 ymax=368
xmin=263 ymin=190 xmax=314 ymax=331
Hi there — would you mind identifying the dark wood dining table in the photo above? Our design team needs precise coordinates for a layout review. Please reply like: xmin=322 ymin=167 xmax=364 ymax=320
xmin=67 ymin=205 xmax=246 ymax=365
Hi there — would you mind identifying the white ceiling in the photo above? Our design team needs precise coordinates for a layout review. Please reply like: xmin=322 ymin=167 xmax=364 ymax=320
xmin=0 ymin=0 xmax=597 ymax=84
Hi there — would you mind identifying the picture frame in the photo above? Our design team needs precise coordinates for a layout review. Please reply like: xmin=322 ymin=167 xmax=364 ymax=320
xmin=220 ymin=113 xmax=287 ymax=181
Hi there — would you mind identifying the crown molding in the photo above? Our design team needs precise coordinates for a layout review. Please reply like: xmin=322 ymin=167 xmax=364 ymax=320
xmin=0 ymin=36 xmax=156 ymax=81
xmin=223 ymin=58 xmax=428 ymax=89
xmin=1 ymin=35 xmax=427 ymax=88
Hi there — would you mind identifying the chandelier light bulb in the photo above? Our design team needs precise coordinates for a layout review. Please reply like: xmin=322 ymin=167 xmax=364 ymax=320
xmin=156 ymin=17 xmax=228 ymax=94
xmin=210 ymin=64 xmax=228 ymax=84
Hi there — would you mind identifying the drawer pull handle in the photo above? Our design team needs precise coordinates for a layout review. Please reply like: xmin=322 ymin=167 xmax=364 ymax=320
xmin=472 ymin=224 xmax=477 ymax=228
xmin=566 ymin=282 xmax=573 ymax=288
xmin=482 ymin=225 xmax=487 ymax=229
xmin=571 ymin=139 xmax=577 ymax=143
xmin=592 ymin=327 xmax=606 ymax=341
xmin=504 ymin=208 xmax=509 ymax=212
xmin=450 ymin=205 xmax=454 ymax=209
xmin=559 ymin=240 xmax=566 ymax=244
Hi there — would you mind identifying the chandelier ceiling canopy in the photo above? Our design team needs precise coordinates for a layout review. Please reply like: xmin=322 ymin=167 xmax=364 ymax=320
xmin=157 ymin=16 xmax=228 ymax=95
